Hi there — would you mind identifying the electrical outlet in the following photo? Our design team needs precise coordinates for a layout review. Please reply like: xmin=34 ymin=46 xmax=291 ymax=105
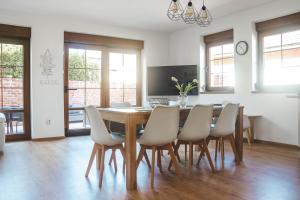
xmin=46 ymin=120 xmax=51 ymax=125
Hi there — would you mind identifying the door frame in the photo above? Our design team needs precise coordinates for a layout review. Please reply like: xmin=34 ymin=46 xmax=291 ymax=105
xmin=0 ymin=38 xmax=31 ymax=141
xmin=64 ymin=43 xmax=107 ymax=136
xmin=64 ymin=43 xmax=142 ymax=136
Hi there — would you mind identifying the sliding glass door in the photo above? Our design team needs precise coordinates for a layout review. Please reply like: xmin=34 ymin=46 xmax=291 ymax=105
xmin=64 ymin=44 xmax=102 ymax=136
xmin=0 ymin=38 xmax=31 ymax=141
xmin=64 ymin=44 xmax=141 ymax=136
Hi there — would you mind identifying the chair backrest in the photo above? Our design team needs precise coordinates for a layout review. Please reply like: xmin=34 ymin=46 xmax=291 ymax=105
xmin=85 ymin=105 xmax=114 ymax=145
xmin=138 ymin=105 xmax=179 ymax=146
xmin=111 ymin=102 xmax=131 ymax=108
xmin=180 ymin=105 xmax=213 ymax=141
xmin=213 ymin=103 xmax=239 ymax=136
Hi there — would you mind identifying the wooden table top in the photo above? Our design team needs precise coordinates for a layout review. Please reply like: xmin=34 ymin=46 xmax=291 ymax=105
xmin=98 ymin=105 xmax=227 ymax=113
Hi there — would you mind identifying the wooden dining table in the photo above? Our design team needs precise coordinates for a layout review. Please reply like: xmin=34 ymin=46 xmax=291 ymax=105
xmin=98 ymin=106 xmax=244 ymax=190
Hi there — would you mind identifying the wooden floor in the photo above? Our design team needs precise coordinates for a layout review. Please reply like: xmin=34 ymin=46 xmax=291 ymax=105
xmin=0 ymin=136 xmax=299 ymax=200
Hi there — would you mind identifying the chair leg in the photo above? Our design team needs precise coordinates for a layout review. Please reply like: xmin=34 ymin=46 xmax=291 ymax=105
xmin=172 ymin=141 xmax=181 ymax=162
xmin=157 ymin=150 xmax=162 ymax=173
xmin=119 ymin=145 xmax=126 ymax=173
xmin=151 ymin=146 xmax=156 ymax=188
xmin=143 ymin=151 xmax=152 ymax=169
xmin=202 ymin=140 xmax=215 ymax=172
xmin=99 ymin=145 xmax=106 ymax=188
xmin=112 ymin=149 xmax=117 ymax=173
xmin=167 ymin=143 xmax=180 ymax=175
xmin=136 ymin=146 xmax=146 ymax=169
xmin=214 ymin=139 xmax=218 ymax=161
xmin=123 ymin=160 xmax=125 ymax=173
xmin=97 ymin=148 xmax=102 ymax=170
xmin=229 ymin=134 xmax=240 ymax=164
xmin=157 ymin=149 xmax=162 ymax=173
xmin=169 ymin=141 xmax=181 ymax=169
xmin=184 ymin=144 xmax=187 ymax=162
xmin=189 ymin=142 xmax=193 ymax=168
xmin=196 ymin=143 xmax=204 ymax=165
xmin=85 ymin=143 xmax=98 ymax=177
xmin=199 ymin=137 xmax=210 ymax=160
xmin=109 ymin=149 xmax=115 ymax=165
xmin=246 ymin=128 xmax=251 ymax=145
xmin=220 ymin=137 xmax=225 ymax=169
xmin=174 ymin=141 xmax=182 ymax=162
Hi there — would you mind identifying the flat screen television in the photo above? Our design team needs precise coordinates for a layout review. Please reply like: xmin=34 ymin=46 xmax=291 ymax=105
xmin=147 ymin=65 xmax=198 ymax=96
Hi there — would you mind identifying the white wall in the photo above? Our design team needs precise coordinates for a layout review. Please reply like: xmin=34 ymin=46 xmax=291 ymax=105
xmin=0 ymin=9 xmax=169 ymax=139
xmin=169 ymin=0 xmax=300 ymax=145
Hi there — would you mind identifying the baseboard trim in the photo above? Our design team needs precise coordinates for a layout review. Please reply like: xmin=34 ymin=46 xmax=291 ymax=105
xmin=252 ymin=139 xmax=299 ymax=149
xmin=32 ymin=136 xmax=65 ymax=142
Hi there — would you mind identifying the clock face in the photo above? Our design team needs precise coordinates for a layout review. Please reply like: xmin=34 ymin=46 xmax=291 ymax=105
xmin=236 ymin=41 xmax=248 ymax=55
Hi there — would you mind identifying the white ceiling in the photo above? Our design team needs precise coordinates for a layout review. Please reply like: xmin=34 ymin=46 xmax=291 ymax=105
xmin=0 ymin=0 xmax=275 ymax=32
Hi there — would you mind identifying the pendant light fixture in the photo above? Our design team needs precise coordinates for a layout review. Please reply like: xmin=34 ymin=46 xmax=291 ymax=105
xmin=181 ymin=0 xmax=198 ymax=24
xmin=196 ymin=0 xmax=212 ymax=27
xmin=167 ymin=0 xmax=184 ymax=21
xmin=166 ymin=0 xmax=212 ymax=27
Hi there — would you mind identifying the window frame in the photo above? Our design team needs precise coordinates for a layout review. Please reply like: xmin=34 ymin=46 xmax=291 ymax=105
xmin=256 ymin=12 xmax=300 ymax=93
xmin=107 ymin=48 xmax=141 ymax=107
xmin=204 ymin=29 xmax=234 ymax=92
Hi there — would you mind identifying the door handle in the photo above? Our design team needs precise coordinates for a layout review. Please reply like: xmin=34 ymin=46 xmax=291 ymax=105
xmin=64 ymin=86 xmax=78 ymax=92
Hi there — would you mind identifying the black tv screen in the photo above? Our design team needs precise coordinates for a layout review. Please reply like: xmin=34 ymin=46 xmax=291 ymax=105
xmin=147 ymin=65 xmax=198 ymax=96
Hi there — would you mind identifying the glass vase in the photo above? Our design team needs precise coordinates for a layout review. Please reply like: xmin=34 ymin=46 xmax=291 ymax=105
xmin=178 ymin=92 xmax=188 ymax=108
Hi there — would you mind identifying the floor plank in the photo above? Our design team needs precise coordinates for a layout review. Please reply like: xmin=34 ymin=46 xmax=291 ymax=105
xmin=0 ymin=136 xmax=299 ymax=200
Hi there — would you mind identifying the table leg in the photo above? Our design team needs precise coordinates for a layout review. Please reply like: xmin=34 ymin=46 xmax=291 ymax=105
xmin=235 ymin=107 xmax=244 ymax=161
xmin=249 ymin=117 xmax=255 ymax=143
xmin=125 ymin=116 xmax=137 ymax=190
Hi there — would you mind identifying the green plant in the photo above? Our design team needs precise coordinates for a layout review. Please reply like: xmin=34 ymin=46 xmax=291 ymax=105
xmin=171 ymin=76 xmax=198 ymax=95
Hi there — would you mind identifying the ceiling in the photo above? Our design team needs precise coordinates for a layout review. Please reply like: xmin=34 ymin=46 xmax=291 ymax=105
xmin=0 ymin=0 xmax=275 ymax=32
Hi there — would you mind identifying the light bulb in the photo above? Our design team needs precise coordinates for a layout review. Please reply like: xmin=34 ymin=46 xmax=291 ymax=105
xmin=171 ymin=2 xmax=178 ymax=13
xmin=185 ymin=7 xmax=193 ymax=17
xmin=200 ymin=11 xmax=208 ymax=20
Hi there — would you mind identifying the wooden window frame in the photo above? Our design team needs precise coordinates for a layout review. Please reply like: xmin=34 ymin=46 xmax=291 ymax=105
xmin=106 ymin=48 xmax=142 ymax=107
xmin=64 ymin=32 xmax=143 ymax=133
xmin=256 ymin=12 xmax=300 ymax=93
xmin=204 ymin=29 xmax=234 ymax=92
xmin=0 ymin=24 xmax=31 ymax=141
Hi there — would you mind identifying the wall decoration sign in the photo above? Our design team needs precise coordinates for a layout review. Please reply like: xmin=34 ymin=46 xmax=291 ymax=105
xmin=40 ymin=49 xmax=59 ymax=85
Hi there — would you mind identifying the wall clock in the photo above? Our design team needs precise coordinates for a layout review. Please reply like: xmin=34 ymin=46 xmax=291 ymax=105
xmin=235 ymin=41 xmax=248 ymax=55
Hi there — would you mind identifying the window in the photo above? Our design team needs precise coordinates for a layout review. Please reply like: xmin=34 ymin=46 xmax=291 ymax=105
xmin=256 ymin=12 xmax=300 ymax=92
xmin=204 ymin=29 xmax=234 ymax=92
xmin=109 ymin=51 xmax=138 ymax=106
xmin=68 ymin=48 xmax=102 ymax=108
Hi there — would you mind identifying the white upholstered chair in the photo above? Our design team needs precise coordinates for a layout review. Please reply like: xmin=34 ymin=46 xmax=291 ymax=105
xmin=173 ymin=105 xmax=215 ymax=171
xmin=136 ymin=105 xmax=180 ymax=188
xmin=85 ymin=105 xmax=126 ymax=188
xmin=208 ymin=103 xmax=240 ymax=169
